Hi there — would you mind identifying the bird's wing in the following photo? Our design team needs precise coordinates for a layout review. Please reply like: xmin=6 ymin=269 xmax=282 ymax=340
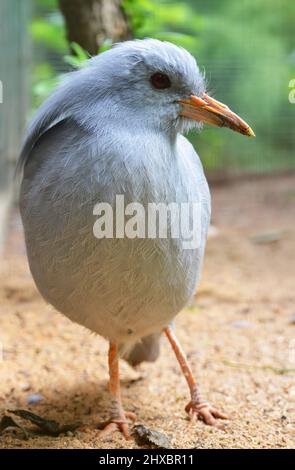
xmin=18 ymin=117 xmax=96 ymax=196
xmin=16 ymin=74 xmax=81 ymax=176
xmin=16 ymin=109 xmax=70 ymax=176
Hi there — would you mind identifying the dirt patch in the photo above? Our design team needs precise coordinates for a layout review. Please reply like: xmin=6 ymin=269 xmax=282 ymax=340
xmin=0 ymin=175 xmax=294 ymax=448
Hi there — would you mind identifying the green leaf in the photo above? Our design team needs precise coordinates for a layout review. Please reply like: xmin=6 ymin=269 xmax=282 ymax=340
xmin=70 ymin=42 xmax=91 ymax=61
xmin=98 ymin=39 xmax=113 ymax=54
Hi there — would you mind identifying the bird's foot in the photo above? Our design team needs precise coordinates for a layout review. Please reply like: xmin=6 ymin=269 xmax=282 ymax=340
xmin=99 ymin=411 xmax=136 ymax=439
xmin=185 ymin=401 xmax=228 ymax=430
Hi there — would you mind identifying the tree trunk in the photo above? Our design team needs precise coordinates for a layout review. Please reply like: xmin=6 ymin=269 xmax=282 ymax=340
xmin=58 ymin=0 xmax=131 ymax=56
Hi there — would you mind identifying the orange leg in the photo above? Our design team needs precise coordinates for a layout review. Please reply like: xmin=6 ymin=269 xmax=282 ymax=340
xmin=99 ymin=343 xmax=136 ymax=439
xmin=164 ymin=325 xmax=228 ymax=429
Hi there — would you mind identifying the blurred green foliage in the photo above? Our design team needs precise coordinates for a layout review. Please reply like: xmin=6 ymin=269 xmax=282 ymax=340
xmin=31 ymin=0 xmax=295 ymax=175
xmin=31 ymin=0 xmax=200 ymax=106
xmin=123 ymin=0 xmax=202 ymax=49
xmin=186 ymin=0 xmax=295 ymax=174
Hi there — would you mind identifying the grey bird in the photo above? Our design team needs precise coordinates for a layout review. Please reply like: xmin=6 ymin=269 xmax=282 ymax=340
xmin=18 ymin=39 xmax=254 ymax=438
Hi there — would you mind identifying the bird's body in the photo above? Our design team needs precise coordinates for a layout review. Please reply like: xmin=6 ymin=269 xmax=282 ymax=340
xmin=18 ymin=39 xmax=253 ymax=436
xmin=20 ymin=118 xmax=210 ymax=350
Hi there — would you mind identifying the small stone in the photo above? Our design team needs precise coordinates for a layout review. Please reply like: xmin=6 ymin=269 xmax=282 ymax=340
xmin=240 ymin=307 xmax=251 ymax=315
xmin=290 ymin=314 xmax=295 ymax=325
xmin=250 ymin=231 xmax=284 ymax=245
xmin=230 ymin=320 xmax=251 ymax=329
xmin=19 ymin=370 xmax=30 ymax=377
xmin=20 ymin=383 xmax=31 ymax=392
xmin=27 ymin=393 xmax=44 ymax=405
xmin=208 ymin=225 xmax=220 ymax=239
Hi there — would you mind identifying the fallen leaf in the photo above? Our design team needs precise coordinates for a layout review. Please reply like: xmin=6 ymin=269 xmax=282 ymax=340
xmin=0 ymin=415 xmax=30 ymax=440
xmin=9 ymin=410 xmax=80 ymax=436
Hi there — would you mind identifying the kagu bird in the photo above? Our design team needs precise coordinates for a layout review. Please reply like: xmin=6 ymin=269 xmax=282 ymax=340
xmin=18 ymin=39 xmax=254 ymax=438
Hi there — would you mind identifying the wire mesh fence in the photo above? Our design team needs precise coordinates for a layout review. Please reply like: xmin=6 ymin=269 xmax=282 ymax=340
xmin=0 ymin=0 xmax=31 ymax=248
xmin=0 ymin=0 xmax=31 ymax=183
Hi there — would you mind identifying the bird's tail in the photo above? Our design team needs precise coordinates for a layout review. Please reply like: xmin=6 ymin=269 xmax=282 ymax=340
xmin=123 ymin=333 xmax=161 ymax=367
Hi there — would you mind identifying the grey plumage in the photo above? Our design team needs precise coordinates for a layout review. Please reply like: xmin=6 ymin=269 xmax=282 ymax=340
xmin=18 ymin=39 xmax=211 ymax=364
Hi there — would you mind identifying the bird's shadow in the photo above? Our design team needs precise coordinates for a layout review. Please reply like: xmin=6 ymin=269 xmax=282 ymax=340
xmin=13 ymin=374 xmax=155 ymax=430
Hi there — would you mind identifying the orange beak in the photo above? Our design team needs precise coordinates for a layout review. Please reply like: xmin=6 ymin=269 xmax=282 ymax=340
xmin=179 ymin=92 xmax=255 ymax=137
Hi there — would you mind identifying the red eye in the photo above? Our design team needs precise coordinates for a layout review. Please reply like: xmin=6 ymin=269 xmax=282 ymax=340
xmin=150 ymin=72 xmax=171 ymax=90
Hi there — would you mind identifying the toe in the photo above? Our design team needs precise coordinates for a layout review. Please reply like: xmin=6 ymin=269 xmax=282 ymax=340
xmin=126 ymin=411 xmax=137 ymax=421
xmin=211 ymin=407 xmax=228 ymax=420
xmin=200 ymin=408 xmax=216 ymax=426
xmin=98 ymin=420 xmax=131 ymax=440
xmin=98 ymin=422 xmax=118 ymax=438
xmin=121 ymin=422 xmax=131 ymax=439
xmin=98 ymin=411 xmax=135 ymax=440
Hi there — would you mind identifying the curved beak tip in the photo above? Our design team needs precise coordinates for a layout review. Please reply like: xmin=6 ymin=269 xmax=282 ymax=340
xmin=247 ymin=127 xmax=256 ymax=138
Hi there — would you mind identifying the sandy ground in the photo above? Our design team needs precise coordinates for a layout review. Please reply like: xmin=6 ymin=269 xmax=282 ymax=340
xmin=0 ymin=175 xmax=294 ymax=449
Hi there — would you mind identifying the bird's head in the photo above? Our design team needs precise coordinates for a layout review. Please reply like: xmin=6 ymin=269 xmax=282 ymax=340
xmin=83 ymin=39 xmax=254 ymax=137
